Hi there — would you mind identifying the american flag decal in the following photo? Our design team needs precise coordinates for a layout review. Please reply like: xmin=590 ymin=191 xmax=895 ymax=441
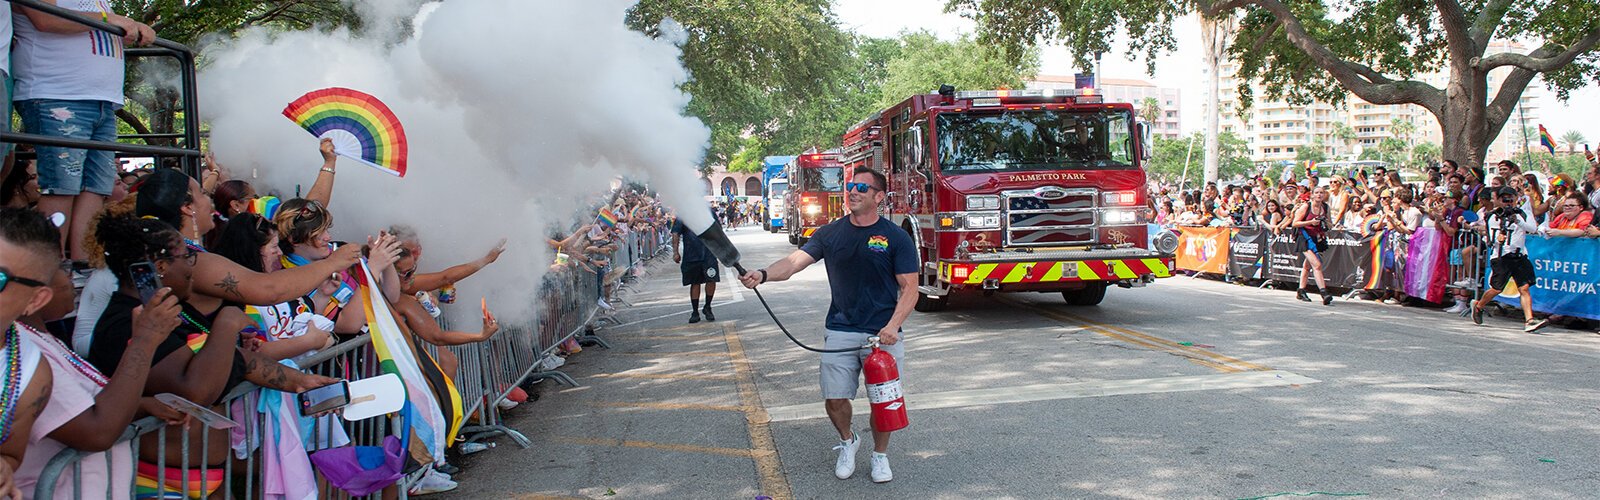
xmin=90 ymin=30 xmax=122 ymax=59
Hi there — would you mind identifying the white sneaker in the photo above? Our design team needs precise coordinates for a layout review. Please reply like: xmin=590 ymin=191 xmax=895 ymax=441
xmin=1382 ymin=298 xmax=1400 ymax=305
xmin=497 ymin=398 xmax=519 ymax=410
xmin=870 ymin=452 xmax=893 ymax=483
xmin=597 ymin=298 xmax=615 ymax=311
xmin=409 ymin=468 xmax=458 ymax=495
xmin=1451 ymin=279 xmax=1473 ymax=288
xmin=1443 ymin=301 xmax=1466 ymax=314
xmin=832 ymin=433 xmax=860 ymax=479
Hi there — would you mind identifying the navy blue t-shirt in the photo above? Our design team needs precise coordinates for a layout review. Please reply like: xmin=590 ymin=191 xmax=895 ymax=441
xmin=801 ymin=216 xmax=918 ymax=334
xmin=672 ymin=220 xmax=717 ymax=265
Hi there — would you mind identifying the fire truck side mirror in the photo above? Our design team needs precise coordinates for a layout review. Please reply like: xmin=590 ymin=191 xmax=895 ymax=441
xmin=908 ymin=125 xmax=926 ymax=168
xmin=1136 ymin=122 xmax=1153 ymax=161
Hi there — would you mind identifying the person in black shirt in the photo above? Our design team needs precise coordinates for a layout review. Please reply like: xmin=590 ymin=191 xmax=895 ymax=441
xmin=740 ymin=167 xmax=917 ymax=484
xmin=672 ymin=210 xmax=721 ymax=323
xmin=87 ymin=212 xmax=337 ymax=404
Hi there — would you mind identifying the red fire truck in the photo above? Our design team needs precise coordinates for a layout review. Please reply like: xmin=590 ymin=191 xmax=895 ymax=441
xmin=840 ymin=86 xmax=1178 ymax=310
xmin=783 ymin=152 xmax=847 ymax=246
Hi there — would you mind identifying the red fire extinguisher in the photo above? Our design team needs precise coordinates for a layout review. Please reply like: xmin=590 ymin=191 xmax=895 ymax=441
xmin=864 ymin=346 xmax=908 ymax=432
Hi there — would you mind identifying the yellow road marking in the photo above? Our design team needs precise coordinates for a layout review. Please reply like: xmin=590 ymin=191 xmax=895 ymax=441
xmin=722 ymin=322 xmax=793 ymax=500
xmin=590 ymin=401 xmax=746 ymax=412
xmin=589 ymin=373 xmax=737 ymax=381
xmin=1057 ymin=311 xmax=1270 ymax=371
xmin=553 ymin=436 xmax=754 ymax=458
xmin=1009 ymin=299 xmax=1268 ymax=373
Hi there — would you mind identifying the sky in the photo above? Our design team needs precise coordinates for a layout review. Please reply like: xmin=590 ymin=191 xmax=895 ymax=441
xmin=833 ymin=0 xmax=1598 ymax=143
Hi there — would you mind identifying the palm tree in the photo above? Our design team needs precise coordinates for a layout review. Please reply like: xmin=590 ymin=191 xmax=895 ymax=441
xmin=1561 ymin=130 xmax=1587 ymax=153
xmin=1330 ymin=122 xmax=1356 ymax=159
xmin=1138 ymin=97 xmax=1162 ymax=126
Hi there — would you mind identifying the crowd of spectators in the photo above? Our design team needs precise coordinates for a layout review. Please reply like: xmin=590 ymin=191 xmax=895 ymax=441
xmin=1152 ymin=155 xmax=1600 ymax=327
xmin=0 ymin=3 xmax=680 ymax=497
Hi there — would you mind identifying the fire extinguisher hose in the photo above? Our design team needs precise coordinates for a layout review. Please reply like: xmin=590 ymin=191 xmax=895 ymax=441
xmin=749 ymin=286 xmax=873 ymax=353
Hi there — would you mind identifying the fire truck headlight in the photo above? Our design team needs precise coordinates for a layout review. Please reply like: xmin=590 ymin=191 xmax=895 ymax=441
xmin=965 ymin=195 xmax=1000 ymax=211
xmin=804 ymin=204 xmax=822 ymax=215
xmin=1103 ymin=210 xmax=1138 ymax=224
xmin=964 ymin=213 xmax=1001 ymax=230
xmin=1102 ymin=191 xmax=1139 ymax=206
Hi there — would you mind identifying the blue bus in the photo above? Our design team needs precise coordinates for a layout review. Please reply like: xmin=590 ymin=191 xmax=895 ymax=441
xmin=762 ymin=156 xmax=793 ymax=232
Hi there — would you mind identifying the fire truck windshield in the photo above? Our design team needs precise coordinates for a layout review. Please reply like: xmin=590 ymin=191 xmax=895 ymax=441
xmin=936 ymin=109 xmax=1135 ymax=172
xmin=799 ymin=167 xmax=845 ymax=191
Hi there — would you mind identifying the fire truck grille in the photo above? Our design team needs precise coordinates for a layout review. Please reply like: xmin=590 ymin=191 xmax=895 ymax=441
xmin=1004 ymin=190 xmax=1098 ymax=247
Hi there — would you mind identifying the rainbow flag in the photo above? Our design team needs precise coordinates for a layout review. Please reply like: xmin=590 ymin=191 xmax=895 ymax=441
xmin=596 ymin=207 xmax=619 ymax=228
xmin=1539 ymin=124 xmax=1556 ymax=154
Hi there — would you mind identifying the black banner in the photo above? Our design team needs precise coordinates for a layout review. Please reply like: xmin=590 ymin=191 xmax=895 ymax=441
xmin=1266 ymin=231 xmax=1304 ymax=283
xmin=1320 ymin=230 xmax=1376 ymax=289
xmin=1229 ymin=227 xmax=1268 ymax=280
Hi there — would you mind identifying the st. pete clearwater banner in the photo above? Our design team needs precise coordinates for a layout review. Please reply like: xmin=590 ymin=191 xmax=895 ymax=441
xmin=1494 ymin=236 xmax=1600 ymax=320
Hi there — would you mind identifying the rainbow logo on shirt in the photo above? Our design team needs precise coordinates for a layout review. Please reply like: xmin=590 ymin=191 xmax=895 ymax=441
xmin=867 ymin=235 xmax=889 ymax=253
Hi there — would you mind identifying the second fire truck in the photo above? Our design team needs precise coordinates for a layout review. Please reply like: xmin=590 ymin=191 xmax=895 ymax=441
xmin=840 ymin=86 xmax=1179 ymax=310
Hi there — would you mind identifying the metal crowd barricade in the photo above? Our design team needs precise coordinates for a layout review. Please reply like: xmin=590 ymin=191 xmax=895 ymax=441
xmin=34 ymin=334 xmax=421 ymax=500
xmin=1444 ymin=227 xmax=1486 ymax=311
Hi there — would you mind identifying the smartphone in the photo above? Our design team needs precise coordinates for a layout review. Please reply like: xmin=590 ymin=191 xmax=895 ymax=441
xmin=297 ymin=380 xmax=351 ymax=416
xmin=128 ymin=261 xmax=162 ymax=303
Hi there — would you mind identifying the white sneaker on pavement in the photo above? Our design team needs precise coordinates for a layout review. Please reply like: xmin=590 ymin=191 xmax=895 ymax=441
xmin=870 ymin=452 xmax=893 ymax=483
xmin=597 ymin=298 xmax=615 ymax=311
xmin=832 ymin=433 xmax=860 ymax=479
xmin=409 ymin=468 xmax=458 ymax=495
xmin=1443 ymin=301 xmax=1466 ymax=314
xmin=497 ymin=398 xmax=519 ymax=410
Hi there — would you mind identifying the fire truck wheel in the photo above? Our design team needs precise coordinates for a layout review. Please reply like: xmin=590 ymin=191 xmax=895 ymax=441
xmin=914 ymin=292 xmax=948 ymax=312
xmin=1062 ymin=284 xmax=1107 ymax=306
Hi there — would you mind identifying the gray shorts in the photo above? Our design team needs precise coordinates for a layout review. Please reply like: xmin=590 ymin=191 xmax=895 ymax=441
xmin=819 ymin=329 xmax=906 ymax=400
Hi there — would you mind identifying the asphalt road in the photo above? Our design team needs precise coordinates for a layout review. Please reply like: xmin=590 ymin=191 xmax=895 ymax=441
xmin=442 ymin=226 xmax=1600 ymax=499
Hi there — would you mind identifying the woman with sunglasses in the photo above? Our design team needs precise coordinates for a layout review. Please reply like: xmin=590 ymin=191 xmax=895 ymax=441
xmin=87 ymin=210 xmax=338 ymax=497
xmin=274 ymin=198 xmax=405 ymax=335
xmin=212 ymin=213 xmax=337 ymax=362
xmin=0 ymin=208 xmax=57 ymax=498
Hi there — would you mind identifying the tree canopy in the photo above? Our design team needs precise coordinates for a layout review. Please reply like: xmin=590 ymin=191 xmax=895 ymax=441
xmin=948 ymin=0 xmax=1600 ymax=168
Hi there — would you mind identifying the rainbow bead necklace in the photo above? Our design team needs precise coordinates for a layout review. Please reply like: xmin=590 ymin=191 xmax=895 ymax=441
xmin=0 ymin=326 xmax=24 ymax=444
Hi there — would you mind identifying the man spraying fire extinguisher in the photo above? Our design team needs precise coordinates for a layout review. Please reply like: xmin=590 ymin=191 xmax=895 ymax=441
xmin=740 ymin=166 xmax=918 ymax=484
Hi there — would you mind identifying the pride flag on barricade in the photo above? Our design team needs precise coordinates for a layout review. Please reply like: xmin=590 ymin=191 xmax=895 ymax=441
xmin=356 ymin=263 xmax=457 ymax=465
xmin=1403 ymin=227 xmax=1450 ymax=303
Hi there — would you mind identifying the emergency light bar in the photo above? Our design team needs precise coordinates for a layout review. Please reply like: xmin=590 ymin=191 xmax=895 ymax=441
xmin=955 ymin=88 xmax=1104 ymax=106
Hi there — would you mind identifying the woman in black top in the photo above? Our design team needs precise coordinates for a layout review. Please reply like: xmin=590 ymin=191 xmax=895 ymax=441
xmin=87 ymin=212 xmax=337 ymax=468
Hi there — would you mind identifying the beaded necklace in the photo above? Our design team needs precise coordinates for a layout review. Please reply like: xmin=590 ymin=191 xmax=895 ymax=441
xmin=184 ymin=238 xmax=206 ymax=254
xmin=178 ymin=311 xmax=210 ymax=354
xmin=0 ymin=326 xmax=24 ymax=444
xmin=11 ymin=323 xmax=107 ymax=387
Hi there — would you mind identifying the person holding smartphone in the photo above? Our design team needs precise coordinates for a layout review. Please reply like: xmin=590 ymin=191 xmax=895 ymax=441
xmin=87 ymin=211 xmax=339 ymax=497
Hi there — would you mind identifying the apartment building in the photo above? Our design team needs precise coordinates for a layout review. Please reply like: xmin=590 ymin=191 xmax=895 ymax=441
xmin=1209 ymin=40 xmax=1545 ymax=165
xmin=1027 ymin=75 xmax=1184 ymax=138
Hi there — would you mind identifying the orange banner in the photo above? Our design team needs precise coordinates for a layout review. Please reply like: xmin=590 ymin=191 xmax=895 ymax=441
xmin=1175 ymin=226 xmax=1230 ymax=274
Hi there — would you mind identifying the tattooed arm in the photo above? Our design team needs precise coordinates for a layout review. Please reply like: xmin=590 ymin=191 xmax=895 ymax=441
xmin=1 ymin=360 xmax=52 ymax=474
xmin=240 ymin=349 xmax=338 ymax=393
xmin=191 ymin=246 xmax=362 ymax=304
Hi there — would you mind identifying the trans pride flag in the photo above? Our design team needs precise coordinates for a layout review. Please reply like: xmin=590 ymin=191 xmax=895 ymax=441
xmin=356 ymin=263 xmax=454 ymax=465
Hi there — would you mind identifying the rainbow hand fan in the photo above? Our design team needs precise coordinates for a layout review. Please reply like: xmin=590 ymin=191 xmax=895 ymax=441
xmin=282 ymin=88 xmax=409 ymax=177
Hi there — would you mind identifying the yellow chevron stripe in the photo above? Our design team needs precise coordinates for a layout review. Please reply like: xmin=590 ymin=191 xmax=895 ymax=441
xmin=1076 ymin=262 xmax=1094 ymax=280
xmin=1002 ymin=263 xmax=1030 ymax=283
xmin=1040 ymin=262 xmax=1065 ymax=282
xmin=1143 ymin=258 xmax=1172 ymax=276
xmin=967 ymin=263 xmax=999 ymax=284
xmin=1110 ymin=260 xmax=1138 ymax=279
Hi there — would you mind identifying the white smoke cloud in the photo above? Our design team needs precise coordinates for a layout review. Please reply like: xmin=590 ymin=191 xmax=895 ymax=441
xmin=199 ymin=0 xmax=713 ymax=325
